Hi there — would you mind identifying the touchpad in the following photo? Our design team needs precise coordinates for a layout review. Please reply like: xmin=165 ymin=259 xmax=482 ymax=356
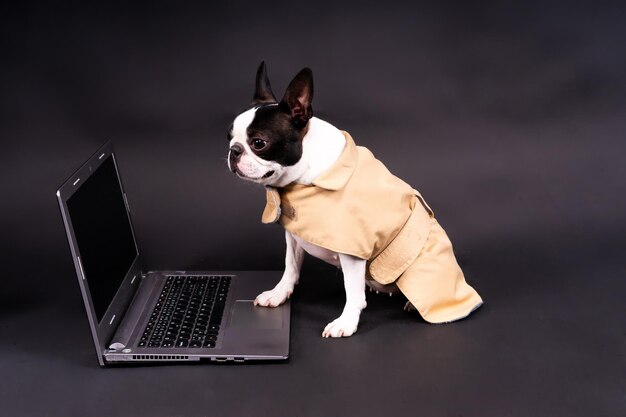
xmin=229 ymin=300 xmax=284 ymax=330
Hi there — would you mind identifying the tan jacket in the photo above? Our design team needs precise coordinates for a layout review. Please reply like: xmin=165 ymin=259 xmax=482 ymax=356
xmin=262 ymin=131 xmax=483 ymax=323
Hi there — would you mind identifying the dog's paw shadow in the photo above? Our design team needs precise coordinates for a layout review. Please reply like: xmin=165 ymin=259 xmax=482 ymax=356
xmin=293 ymin=291 xmax=426 ymax=337
xmin=359 ymin=292 xmax=428 ymax=334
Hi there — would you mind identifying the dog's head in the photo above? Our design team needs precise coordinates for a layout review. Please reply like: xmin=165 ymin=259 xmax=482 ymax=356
xmin=227 ymin=61 xmax=313 ymax=186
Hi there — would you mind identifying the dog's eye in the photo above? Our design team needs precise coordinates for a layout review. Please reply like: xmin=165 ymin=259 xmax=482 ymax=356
xmin=250 ymin=138 xmax=267 ymax=150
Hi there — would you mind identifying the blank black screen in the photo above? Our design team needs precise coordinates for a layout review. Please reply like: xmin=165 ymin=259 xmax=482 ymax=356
xmin=67 ymin=156 xmax=137 ymax=322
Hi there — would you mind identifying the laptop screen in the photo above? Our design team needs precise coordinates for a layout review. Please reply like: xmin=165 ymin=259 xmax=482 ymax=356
xmin=67 ymin=156 xmax=138 ymax=323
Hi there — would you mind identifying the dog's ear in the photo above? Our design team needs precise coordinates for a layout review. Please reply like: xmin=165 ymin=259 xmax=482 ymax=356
xmin=252 ymin=61 xmax=277 ymax=105
xmin=280 ymin=67 xmax=314 ymax=127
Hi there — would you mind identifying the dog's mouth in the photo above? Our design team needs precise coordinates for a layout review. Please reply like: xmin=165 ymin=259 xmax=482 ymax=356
xmin=233 ymin=167 xmax=275 ymax=181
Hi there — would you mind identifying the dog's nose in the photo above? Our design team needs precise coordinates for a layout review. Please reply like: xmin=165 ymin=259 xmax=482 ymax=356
xmin=229 ymin=143 xmax=244 ymax=157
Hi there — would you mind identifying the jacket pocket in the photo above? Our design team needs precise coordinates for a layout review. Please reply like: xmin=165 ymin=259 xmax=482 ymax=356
xmin=368 ymin=194 xmax=433 ymax=284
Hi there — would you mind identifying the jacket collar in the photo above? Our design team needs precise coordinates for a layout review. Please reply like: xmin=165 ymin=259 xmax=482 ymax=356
xmin=310 ymin=131 xmax=358 ymax=191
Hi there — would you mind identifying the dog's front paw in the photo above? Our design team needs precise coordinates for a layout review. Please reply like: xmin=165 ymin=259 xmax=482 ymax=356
xmin=254 ymin=285 xmax=292 ymax=307
xmin=322 ymin=313 xmax=360 ymax=338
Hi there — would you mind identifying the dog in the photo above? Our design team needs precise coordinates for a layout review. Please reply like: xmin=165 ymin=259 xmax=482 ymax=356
xmin=227 ymin=62 xmax=483 ymax=338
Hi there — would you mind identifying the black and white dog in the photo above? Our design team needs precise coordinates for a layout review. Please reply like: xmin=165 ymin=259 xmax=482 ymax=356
xmin=227 ymin=62 xmax=393 ymax=338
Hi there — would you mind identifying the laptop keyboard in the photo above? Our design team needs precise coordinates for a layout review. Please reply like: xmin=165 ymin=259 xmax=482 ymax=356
xmin=137 ymin=275 xmax=231 ymax=349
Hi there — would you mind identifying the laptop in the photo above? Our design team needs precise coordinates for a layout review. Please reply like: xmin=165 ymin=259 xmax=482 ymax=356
xmin=56 ymin=142 xmax=290 ymax=365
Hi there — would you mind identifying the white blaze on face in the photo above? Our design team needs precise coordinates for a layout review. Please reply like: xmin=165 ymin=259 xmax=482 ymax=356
xmin=228 ymin=107 xmax=280 ymax=183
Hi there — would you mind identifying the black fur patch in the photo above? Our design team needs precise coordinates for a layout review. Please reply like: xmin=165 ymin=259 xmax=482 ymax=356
xmin=245 ymin=104 xmax=307 ymax=166
xmin=233 ymin=62 xmax=314 ymax=167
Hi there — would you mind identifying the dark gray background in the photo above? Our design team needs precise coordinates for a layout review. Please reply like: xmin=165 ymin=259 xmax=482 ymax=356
xmin=1 ymin=1 xmax=625 ymax=416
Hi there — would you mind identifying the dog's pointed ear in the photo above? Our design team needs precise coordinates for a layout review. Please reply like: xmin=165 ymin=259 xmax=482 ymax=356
xmin=280 ymin=67 xmax=314 ymax=127
xmin=252 ymin=61 xmax=277 ymax=105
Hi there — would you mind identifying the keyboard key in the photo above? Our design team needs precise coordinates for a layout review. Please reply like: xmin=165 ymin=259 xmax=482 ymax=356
xmin=209 ymin=312 xmax=222 ymax=324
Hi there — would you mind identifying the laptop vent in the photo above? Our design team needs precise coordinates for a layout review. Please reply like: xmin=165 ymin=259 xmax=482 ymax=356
xmin=131 ymin=354 xmax=189 ymax=361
